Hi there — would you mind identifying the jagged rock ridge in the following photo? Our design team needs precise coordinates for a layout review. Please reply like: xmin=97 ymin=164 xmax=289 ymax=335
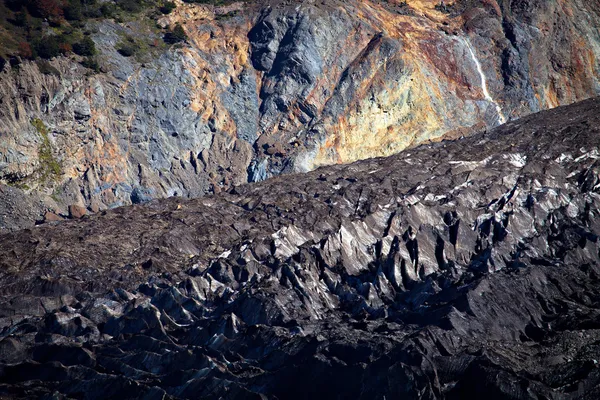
xmin=0 ymin=98 xmax=600 ymax=398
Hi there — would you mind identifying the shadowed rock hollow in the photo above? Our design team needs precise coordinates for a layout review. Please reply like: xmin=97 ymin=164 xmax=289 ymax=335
xmin=0 ymin=97 xmax=600 ymax=398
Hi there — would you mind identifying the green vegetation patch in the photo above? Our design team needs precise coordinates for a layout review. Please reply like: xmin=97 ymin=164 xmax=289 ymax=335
xmin=31 ymin=118 xmax=63 ymax=183
xmin=159 ymin=1 xmax=175 ymax=14
xmin=0 ymin=0 xmax=253 ymax=74
xmin=72 ymin=35 xmax=96 ymax=56
xmin=116 ymin=30 xmax=161 ymax=62
xmin=0 ymin=0 xmax=165 ymax=62
xmin=164 ymin=23 xmax=187 ymax=44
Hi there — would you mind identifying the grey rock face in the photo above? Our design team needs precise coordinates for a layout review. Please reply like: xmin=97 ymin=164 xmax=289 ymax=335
xmin=221 ymin=68 xmax=260 ymax=144
xmin=0 ymin=98 xmax=600 ymax=398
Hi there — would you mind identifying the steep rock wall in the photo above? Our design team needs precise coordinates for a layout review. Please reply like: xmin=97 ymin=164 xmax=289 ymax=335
xmin=0 ymin=0 xmax=599 ymax=230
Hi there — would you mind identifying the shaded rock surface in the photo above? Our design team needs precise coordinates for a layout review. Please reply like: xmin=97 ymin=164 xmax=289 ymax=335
xmin=1 ymin=98 xmax=600 ymax=398
xmin=1 ymin=0 xmax=599 ymax=231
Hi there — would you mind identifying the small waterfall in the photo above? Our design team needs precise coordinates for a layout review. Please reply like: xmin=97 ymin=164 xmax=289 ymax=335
xmin=462 ymin=38 xmax=507 ymax=125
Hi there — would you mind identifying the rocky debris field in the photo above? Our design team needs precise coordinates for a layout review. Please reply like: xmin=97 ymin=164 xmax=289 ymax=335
xmin=1 ymin=97 xmax=600 ymax=398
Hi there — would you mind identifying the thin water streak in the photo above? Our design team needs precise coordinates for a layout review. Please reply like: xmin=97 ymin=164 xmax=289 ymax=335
xmin=462 ymin=38 xmax=507 ymax=125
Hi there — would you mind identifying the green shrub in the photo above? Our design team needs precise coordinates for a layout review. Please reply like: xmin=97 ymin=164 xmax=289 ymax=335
xmin=159 ymin=1 xmax=176 ymax=14
xmin=35 ymin=36 xmax=61 ymax=59
xmin=31 ymin=118 xmax=47 ymax=135
xmin=117 ymin=43 xmax=136 ymax=57
xmin=13 ymin=10 xmax=29 ymax=27
xmin=18 ymin=41 xmax=35 ymax=59
xmin=99 ymin=3 xmax=116 ymax=17
xmin=64 ymin=0 xmax=83 ymax=20
xmin=164 ymin=23 xmax=187 ymax=44
xmin=9 ymin=56 xmax=21 ymax=68
xmin=72 ymin=36 xmax=96 ymax=56
xmin=81 ymin=56 xmax=100 ymax=71
xmin=83 ymin=7 xmax=102 ymax=18
xmin=30 ymin=0 xmax=65 ymax=20
xmin=117 ymin=0 xmax=143 ymax=12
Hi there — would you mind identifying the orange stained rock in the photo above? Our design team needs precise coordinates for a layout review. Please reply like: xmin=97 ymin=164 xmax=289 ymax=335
xmin=159 ymin=0 xmax=492 ymax=166
xmin=312 ymin=49 xmax=453 ymax=167
xmin=106 ymin=2 xmax=600 ymax=175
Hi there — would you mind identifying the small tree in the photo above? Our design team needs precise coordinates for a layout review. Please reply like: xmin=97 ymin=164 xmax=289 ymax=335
xmin=35 ymin=36 xmax=61 ymax=59
xmin=14 ymin=9 xmax=29 ymax=27
xmin=99 ymin=3 xmax=116 ymax=17
xmin=59 ymin=42 xmax=72 ymax=54
xmin=19 ymin=41 xmax=35 ymax=59
xmin=116 ymin=36 xmax=137 ymax=57
xmin=32 ymin=0 xmax=65 ymax=19
xmin=117 ymin=43 xmax=136 ymax=57
xmin=164 ymin=24 xmax=187 ymax=44
xmin=159 ymin=1 xmax=176 ymax=14
xmin=81 ymin=56 xmax=100 ymax=72
xmin=73 ymin=36 xmax=96 ymax=56
xmin=117 ymin=0 xmax=143 ymax=12
xmin=64 ymin=0 xmax=83 ymax=20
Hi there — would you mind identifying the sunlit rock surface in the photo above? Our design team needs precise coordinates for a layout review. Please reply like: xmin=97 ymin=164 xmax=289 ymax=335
xmin=1 ymin=0 xmax=599 ymax=230
xmin=0 ymin=98 xmax=599 ymax=398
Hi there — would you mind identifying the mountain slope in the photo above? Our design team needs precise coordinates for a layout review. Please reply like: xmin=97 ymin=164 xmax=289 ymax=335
xmin=0 ymin=97 xmax=599 ymax=399
xmin=1 ymin=0 xmax=599 ymax=230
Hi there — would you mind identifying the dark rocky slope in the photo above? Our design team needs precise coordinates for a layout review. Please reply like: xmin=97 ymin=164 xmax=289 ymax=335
xmin=1 ymin=97 xmax=600 ymax=399
xmin=1 ymin=0 xmax=600 ymax=230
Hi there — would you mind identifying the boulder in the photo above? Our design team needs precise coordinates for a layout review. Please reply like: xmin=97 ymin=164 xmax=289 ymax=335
xmin=68 ymin=205 xmax=86 ymax=219
xmin=44 ymin=211 xmax=63 ymax=222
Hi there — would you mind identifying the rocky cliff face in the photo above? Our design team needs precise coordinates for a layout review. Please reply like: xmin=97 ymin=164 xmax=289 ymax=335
xmin=1 ymin=0 xmax=599 ymax=230
xmin=0 ymin=97 xmax=599 ymax=398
